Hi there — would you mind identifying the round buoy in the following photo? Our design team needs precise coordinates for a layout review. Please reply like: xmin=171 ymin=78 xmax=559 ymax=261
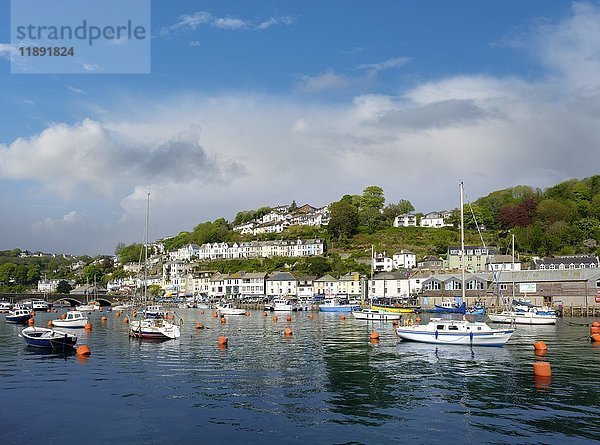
xmin=115 ymin=311 xmax=121 ymax=318
xmin=273 ymin=315 xmax=278 ymax=322
xmin=170 ymin=314 xmax=175 ymax=320
xmin=286 ymin=315 xmax=292 ymax=322
xmin=84 ymin=323 xmax=92 ymax=331
xmin=54 ymin=309 xmax=58 ymax=313
xmin=213 ymin=311 xmax=218 ymax=318
xmin=262 ymin=312 xmax=267 ymax=317
xmin=28 ymin=318 xmax=35 ymax=326
xmin=77 ymin=345 xmax=91 ymax=356
xmin=590 ymin=326 xmax=600 ymax=334
xmin=284 ymin=327 xmax=293 ymax=336
xmin=340 ymin=315 xmax=345 ymax=320
xmin=47 ymin=320 xmax=53 ymax=328
xmin=533 ymin=341 xmax=548 ymax=351
xmin=60 ymin=313 xmax=67 ymax=319
xmin=195 ymin=322 xmax=204 ymax=330
xmin=533 ymin=361 xmax=551 ymax=377
xmin=101 ymin=316 xmax=107 ymax=322
xmin=415 ymin=317 xmax=421 ymax=322
xmin=200 ymin=310 xmax=205 ymax=315
xmin=369 ymin=331 xmax=380 ymax=340
xmin=220 ymin=317 xmax=226 ymax=324
xmin=308 ymin=313 xmax=314 ymax=319
xmin=218 ymin=336 xmax=228 ymax=346
xmin=392 ymin=319 xmax=399 ymax=326
xmin=590 ymin=333 xmax=600 ymax=343
xmin=245 ymin=311 xmax=250 ymax=317
xmin=534 ymin=349 xmax=547 ymax=357
xmin=123 ymin=317 xmax=129 ymax=324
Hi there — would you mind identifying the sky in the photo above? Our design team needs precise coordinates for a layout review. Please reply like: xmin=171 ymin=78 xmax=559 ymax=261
xmin=1 ymin=0 xmax=600 ymax=256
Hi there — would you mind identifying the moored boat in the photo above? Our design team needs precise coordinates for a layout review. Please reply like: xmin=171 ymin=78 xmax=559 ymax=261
xmin=396 ymin=317 xmax=514 ymax=347
xmin=352 ymin=308 xmax=402 ymax=321
xmin=52 ymin=311 xmax=88 ymax=328
xmin=488 ymin=307 xmax=557 ymax=325
xmin=6 ymin=308 xmax=33 ymax=324
xmin=20 ymin=326 xmax=77 ymax=349
xmin=0 ymin=301 xmax=12 ymax=313
xmin=217 ymin=302 xmax=246 ymax=316
xmin=318 ymin=297 xmax=360 ymax=313
xmin=431 ymin=300 xmax=467 ymax=314
xmin=129 ymin=318 xmax=180 ymax=340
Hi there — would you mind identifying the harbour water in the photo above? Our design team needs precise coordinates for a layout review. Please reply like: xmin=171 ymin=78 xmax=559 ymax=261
xmin=1 ymin=310 xmax=599 ymax=444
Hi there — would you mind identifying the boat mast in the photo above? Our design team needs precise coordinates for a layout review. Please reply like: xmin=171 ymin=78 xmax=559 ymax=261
xmin=370 ymin=245 xmax=374 ymax=308
xmin=511 ymin=232 xmax=515 ymax=302
xmin=144 ymin=192 xmax=150 ymax=307
xmin=460 ymin=181 xmax=466 ymax=302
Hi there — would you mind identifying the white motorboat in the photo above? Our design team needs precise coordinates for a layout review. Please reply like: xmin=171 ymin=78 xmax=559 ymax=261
xmin=31 ymin=300 xmax=51 ymax=311
xmin=488 ymin=305 xmax=557 ymax=325
xmin=76 ymin=304 xmax=96 ymax=312
xmin=0 ymin=301 xmax=12 ymax=313
xmin=112 ymin=303 xmax=132 ymax=311
xmin=143 ymin=305 xmax=165 ymax=318
xmin=52 ymin=311 xmax=89 ymax=328
xmin=273 ymin=298 xmax=296 ymax=312
xmin=6 ymin=308 xmax=32 ymax=324
xmin=217 ymin=302 xmax=246 ymax=316
xmin=129 ymin=318 xmax=180 ymax=340
xmin=396 ymin=317 xmax=514 ymax=346
xmin=352 ymin=308 xmax=402 ymax=321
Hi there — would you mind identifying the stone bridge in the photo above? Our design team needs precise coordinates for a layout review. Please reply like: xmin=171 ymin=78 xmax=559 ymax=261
xmin=0 ymin=293 xmax=118 ymax=307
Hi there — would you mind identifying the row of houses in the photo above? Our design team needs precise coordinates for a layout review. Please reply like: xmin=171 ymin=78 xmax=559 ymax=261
xmin=233 ymin=204 xmax=330 ymax=236
xmin=168 ymin=239 xmax=326 ymax=262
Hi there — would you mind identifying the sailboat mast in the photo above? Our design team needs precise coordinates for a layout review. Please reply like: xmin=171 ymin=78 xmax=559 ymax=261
xmin=370 ymin=245 xmax=374 ymax=308
xmin=511 ymin=233 xmax=515 ymax=302
xmin=144 ymin=192 xmax=150 ymax=306
xmin=460 ymin=181 xmax=466 ymax=302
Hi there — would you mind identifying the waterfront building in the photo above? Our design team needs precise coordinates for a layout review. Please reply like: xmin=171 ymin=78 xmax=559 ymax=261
xmin=296 ymin=275 xmax=316 ymax=300
xmin=337 ymin=272 xmax=364 ymax=300
xmin=266 ymin=272 xmax=298 ymax=297
xmin=313 ymin=274 xmax=338 ymax=296
xmin=369 ymin=271 xmax=423 ymax=299
xmin=240 ymin=272 xmax=267 ymax=299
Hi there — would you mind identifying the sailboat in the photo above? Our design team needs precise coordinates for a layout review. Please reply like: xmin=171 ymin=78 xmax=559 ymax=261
xmin=352 ymin=246 xmax=402 ymax=321
xmin=488 ymin=234 xmax=557 ymax=325
xmin=129 ymin=193 xmax=181 ymax=340
xmin=396 ymin=181 xmax=514 ymax=346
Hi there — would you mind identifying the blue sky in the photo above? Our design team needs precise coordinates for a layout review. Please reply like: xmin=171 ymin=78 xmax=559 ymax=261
xmin=1 ymin=1 xmax=599 ymax=255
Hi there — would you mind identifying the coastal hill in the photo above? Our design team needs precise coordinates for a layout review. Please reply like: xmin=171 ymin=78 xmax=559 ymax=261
xmin=1 ymin=175 xmax=600 ymax=291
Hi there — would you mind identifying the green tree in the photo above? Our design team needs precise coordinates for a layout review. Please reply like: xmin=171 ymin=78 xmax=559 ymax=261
xmin=0 ymin=263 xmax=16 ymax=283
xmin=56 ymin=280 xmax=72 ymax=294
xmin=328 ymin=200 xmax=359 ymax=240
xmin=26 ymin=265 xmax=41 ymax=284
xmin=360 ymin=186 xmax=385 ymax=211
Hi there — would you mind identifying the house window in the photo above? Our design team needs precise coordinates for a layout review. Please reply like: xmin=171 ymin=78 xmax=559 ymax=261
xmin=500 ymin=284 xmax=508 ymax=290
xmin=543 ymin=296 xmax=553 ymax=306
xmin=549 ymin=264 xmax=555 ymax=270
xmin=540 ymin=265 xmax=546 ymax=270
xmin=569 ymin=263 xmax=575 ymax=270
xmin=580 ymin=263 xmax=586 ymax=269
xmin=559 ymin=264 xmax=565 ymax=270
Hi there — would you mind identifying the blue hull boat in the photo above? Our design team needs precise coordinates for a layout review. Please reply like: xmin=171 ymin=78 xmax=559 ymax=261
xmin=20 ymin=327 xmax=77 ymax=350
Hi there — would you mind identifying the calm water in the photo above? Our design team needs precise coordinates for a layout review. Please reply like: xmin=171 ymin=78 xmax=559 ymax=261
xmin=1 ymin=309 xmax=599 ymax=445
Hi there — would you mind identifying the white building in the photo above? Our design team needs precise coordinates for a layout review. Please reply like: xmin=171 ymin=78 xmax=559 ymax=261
xmin=393 ymin=213 xmax=417 ymax=227
xmin=369 ymin=271 xmax=423 ymax=299
xmin=373 ymin=254 xmax=394 ymax=272
xmin=486 ymin=255 xmax=522 ymax=272
xmin=266 ymin=272 xmax=298 ymax=297
xmin=313 ymin=274 xmax=339 ymax=296
xmin=420 ymin=211 xmax=453 ymax=228
xmin=37 ymin=278 xmax=61 ymax=293
xmin=393 ymin=250 xmax=417 ymax=269
xmin=240 ymin=272 xmax=267 ymax=298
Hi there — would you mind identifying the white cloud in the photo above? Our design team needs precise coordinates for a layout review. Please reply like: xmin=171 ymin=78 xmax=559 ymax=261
xmin=357 ymin=56 xmax=411 ymax=74
xmin=160 ymin=11 xmax=294 ymax=36
xmin=67 ymin=86 xmax=87 ymax=95
xmin=189 ymin=41 xmax=201 ymax=47
xmin=294 ymin=69 xmax=354 ymax=93
xmin=0 ymin=43 xmax=18 ymax=61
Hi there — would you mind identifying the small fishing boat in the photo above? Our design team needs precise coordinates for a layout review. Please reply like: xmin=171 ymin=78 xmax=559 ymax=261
xmin=52 ymin=311 xmax=89 ymax=328
xmin=217 ymin=302 xmax=246 ymax=316
xmin=20 ymin=326 xmax=77 ymax=349
xmin=273 ymin=297 xmax=297 ymax=312
xmin=129 ymin=318 xmax=181 ymax=340
xmin=396 ymin=317 xmax=514 ymax=347
xmin=112 ymin=302 xmax=132 ymax=311
xmin=352 ymin=308 xmax=402 ymax=321
xmin=6 ymin=308 xmax=33 ymax=324
xmin=488 ymin=306 xmax=557 ymax=325
xmin=318 ymin=297 xmax=360 ymax=313
xmin=466 ymin=305 xmax=486 ymax=315
xmin=431 ymin=300 xmax=467 ymax=314
xmin=0 ymin=301 xmax=12 ymax=313
xmin=31 ymin=300 xmax=51 ymax=311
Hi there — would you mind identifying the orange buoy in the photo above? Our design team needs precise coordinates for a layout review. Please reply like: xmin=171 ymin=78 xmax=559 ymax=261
xmin=101 ymin=316 xmax=107 ymax=322
xmin=220 ymin=317 xmax=226 ymax=324
xmin=84 ymin=322 xmax=92 ymax=331
xmin=273 ymin=315 xmax=278 ymax=322
xmin=200 ymin=310 xmax=205 ymax=315
xmin=60 ymin=313 xmax=67 ymax=319
xmin=213 ymin=311 xmax=218 ymax=318
xmin=284 ymin=327 xmax=293 ymax=336
xmin=533 ymin=361 xmax=551 ymax=377
xmin=590 ymin=333 xmax=600 ymax=343
xmin=262 ymin=312 xmax=268 ymax=317
xmin=47 ymin=320 xmax=53 ymax=328
xmin=218 ymin=336 xmax=228 ymax=346
xmin=123 ymin=317 xmax=129 ymax=324
xmin=170 ymin=314 xmax=175 ymax=320
xmin=392 ymin=319 xmax=399 ymax=326
xmin=195 ymin=322 xmax=204 ymax=330
xmin=415 ymin=317 xmax=421 ymax=322
xmin=590 ymin=326 xmax=600 ymax=334
xmin=533 ymin=341 xmax=548 ymax=351
xmin=369 ymin=331 xmax=380 ymax=340
xmin=76 ymin=345 xmax=91 ymax=356
xmin=245 ymin=311 xmax=250 ymax=317
xmin=534 ymin=349 xmax=547 ymax=357
xmin=286 ymin=315 xmax=292 ymax=322
xmin=340 ymin=315 xmax=345 ymax=320
xmin=308 ymin=313 xmax=314 ymax=319
xmin=115 ymin=312 xmax=121 ymax=318
xmin=28 ymin=318 xmax=35 ymax=326
xmin=54 ymin=309 xmax=58 ymax=313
